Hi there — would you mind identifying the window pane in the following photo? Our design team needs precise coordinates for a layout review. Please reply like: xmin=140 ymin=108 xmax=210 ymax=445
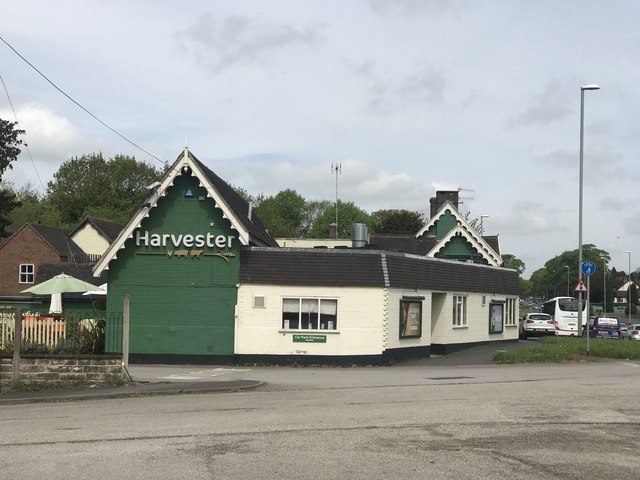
xmin=282 ymin=298 xmax=300 ymax=329
xmin=283 ymin=298 xmax=300 ymax=313
xmin=301 ymin=299 xmax=318 ymax=329
xmin=319 ymin=299 xmax=337 ymax=330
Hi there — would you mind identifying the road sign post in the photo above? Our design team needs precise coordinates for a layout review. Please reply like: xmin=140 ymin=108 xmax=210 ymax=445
xmin=580 ymin=260 xmax=595 ymax=355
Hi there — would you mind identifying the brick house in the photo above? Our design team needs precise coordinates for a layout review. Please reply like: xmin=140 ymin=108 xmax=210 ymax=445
xmin=0 ymin=224 xmax=88 ymax=297
xmin=0 ymin=217 xmax=123 ymax=300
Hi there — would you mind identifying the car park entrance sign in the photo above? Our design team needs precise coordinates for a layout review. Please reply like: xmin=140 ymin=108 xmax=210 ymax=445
xmin=581 ymin=260 xmax=596 ymax=276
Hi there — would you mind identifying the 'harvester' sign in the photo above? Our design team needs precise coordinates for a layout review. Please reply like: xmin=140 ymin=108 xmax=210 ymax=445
xmin=135 ymin=230 xmax=236 ymax=249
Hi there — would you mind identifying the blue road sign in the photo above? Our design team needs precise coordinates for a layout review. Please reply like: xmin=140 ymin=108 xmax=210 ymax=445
xmin=581 ymin=260 xmax=596 ymax=276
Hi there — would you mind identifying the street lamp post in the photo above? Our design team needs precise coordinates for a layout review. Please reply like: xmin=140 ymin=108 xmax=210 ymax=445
xmin=626 ymin=250 xmax=632 ymax=326
xmin=577 ymin=84 xmax=600 ymax=337
xmin=565 ymin=265 xmax=569 ymax=297
xmin=602 ymin=257 xmax=607 ymax=315
xmin=480 ymin=215 xmax=489 ymax=235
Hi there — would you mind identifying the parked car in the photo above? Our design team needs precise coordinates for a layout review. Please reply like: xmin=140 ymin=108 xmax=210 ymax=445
xmin=519 ymin=313 xmax=555 ymax=339
xmin=587 ymin=316 xmax=621 ymax=339
xmin=626 ymin=324 xmax=640 ymax=341
xmin=619 ymin=322 xmax=628 ymax=336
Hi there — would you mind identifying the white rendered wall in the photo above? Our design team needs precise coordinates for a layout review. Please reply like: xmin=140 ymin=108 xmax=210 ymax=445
xmin=236 ymin=284 xmax=386 ymax=356
xmin=70 ymin=224 xmax=111 ymax=255
xmin=431 ymin=293 xmax=519 ymax=345
xmin=385 ymin=290 xmax=432 ymax=351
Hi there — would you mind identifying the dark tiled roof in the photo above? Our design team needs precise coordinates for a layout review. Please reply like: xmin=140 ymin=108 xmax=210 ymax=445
xmin=240 ymin=247 xmax=520 ymax=295
xmin=240 ymin=247 xmax=384 ymax=287
xmin=482 ymin=235 xmax=500 ymax=255
xmin=368 ymin=234 xmax=436 ymax=255
xmin=190 ymin=153 xmax=279 ymax=247
xmin=37 ymin=262 xmax=107 ymax=284
xmin=385 ymin=254 xmax=519 ymax=294
xmin=30 ymin=224 xmax=86 ymax=259
xmin=72 ymin=217 xmax=124 ymax=242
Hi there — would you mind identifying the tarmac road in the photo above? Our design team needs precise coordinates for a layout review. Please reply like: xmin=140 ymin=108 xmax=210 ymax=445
xmin=2 ymin=341 xmax=640 ymax=479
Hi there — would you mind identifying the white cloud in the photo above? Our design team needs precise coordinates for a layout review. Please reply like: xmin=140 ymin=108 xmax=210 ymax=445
xmin=176 ymin=12 xmax=325 ymax=72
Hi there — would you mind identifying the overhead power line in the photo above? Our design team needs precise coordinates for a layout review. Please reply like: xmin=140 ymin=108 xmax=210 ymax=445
xmin=0 ymin=72 xmax=46 ymax=191
xmin=0 ymin=34 xmax=166 ymax=166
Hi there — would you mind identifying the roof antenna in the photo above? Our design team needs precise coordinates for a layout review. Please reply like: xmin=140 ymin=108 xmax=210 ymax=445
xmin=331 ymin=163 xmax=342 ymax=239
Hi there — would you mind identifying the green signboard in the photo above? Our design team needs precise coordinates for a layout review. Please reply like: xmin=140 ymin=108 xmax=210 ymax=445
xmin=293 ymin=334 xmax=327 ymax=343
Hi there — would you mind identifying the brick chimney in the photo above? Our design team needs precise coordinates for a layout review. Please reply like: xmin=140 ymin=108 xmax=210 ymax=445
xmin=328 ymin=223 xmax=337 ymax=239
xmin=430 ymin=190 xmax=459 ymax=218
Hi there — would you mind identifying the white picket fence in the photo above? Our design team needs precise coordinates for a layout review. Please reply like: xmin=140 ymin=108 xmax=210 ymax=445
xmin=0 ymin=312 xmax=66 ymax=347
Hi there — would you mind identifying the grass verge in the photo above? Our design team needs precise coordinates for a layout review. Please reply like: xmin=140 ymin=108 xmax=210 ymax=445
xmin=494 ymin=336 xmax=640 ymax=364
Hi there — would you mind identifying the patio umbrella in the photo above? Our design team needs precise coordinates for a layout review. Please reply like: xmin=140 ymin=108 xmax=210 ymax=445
xmin=49 ymin=293 xmax=63 ymax=314
xmin=21 ymin=273 xmax=102 ymax=295
xmin=82 ymin=283 xmax=107 ymax=296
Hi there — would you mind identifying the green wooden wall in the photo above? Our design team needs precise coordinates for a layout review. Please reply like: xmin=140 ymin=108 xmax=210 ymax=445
xmin=106 ymin=172 xmax=240 ymax=356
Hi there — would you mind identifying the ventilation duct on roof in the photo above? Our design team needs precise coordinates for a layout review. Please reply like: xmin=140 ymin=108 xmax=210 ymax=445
xmin=351 ymin=223 xmax=368 ymax=248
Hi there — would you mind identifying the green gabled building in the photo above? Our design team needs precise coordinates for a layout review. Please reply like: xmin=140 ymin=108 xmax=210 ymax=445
xmin=93 ymin=148 xmax=277 ymax=362
xmin=370 ymin=190 xmax=502 ymax=266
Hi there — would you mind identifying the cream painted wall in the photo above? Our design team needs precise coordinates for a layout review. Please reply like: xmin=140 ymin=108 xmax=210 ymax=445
xmin=236 ymin=284 xmax=386 ymax=356
xmin=431 ymin=293 xmax=519 ymax=345
xmin=70 ymin=225 xmax=111 ymax=255
xmin=385 ymin=290 xmax=432 ymax=351
xmin=276 ymin=238 xmax=352 ymax=248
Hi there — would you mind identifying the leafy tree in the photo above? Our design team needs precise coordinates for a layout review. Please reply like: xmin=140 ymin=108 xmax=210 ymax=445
xmin=46 ymin=153 xmax=163 ymax=227
xmin=502 ymin=254 xmax=525 ymax=275
xmin=254 ymin=189 xmax=306 ymax=238
xmin=536 ymin=245 xmax=609 ymax=300
xmin=370 ymin=209 xmax=424 ymax=234
xmin=0 ymin=186 xmax=20 ymax=237
xmin=0 ymin=120 xmax=26 ymax=236
xmin=6 ymin=183 xmax=45 ymax=232
xmin=308 ymin=200 xmax=373 ymax=238
xmin=528 ymin=268 xmax=550 ymax=299
xmin=301 ymin=199 xmax=331 ymax=237
xmin=0 ymin=119 xmax=25 ymax=180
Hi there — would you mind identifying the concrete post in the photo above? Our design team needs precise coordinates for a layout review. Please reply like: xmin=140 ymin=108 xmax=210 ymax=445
xmin=12 ymin=308 xmax=22 ymax=381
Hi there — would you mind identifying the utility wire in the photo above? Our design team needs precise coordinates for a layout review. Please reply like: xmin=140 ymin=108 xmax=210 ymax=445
xmin=0 ymin=72 xmax=47 ymax=191
xmin=0 ymin=34 xmax=166 ymax=166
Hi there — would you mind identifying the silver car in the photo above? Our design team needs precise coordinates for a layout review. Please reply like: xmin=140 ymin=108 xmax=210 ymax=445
xmin=626 ymin=324 xmax=640 ymax=340
xmin=519 ymin=313 xmax=555 ymax=339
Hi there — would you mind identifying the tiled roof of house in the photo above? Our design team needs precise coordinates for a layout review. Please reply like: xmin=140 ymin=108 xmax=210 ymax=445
xmin=368 ymin=233 xmax=437 ymax=255
xmin=29 ymin=224 xmax=86 ymax=259
xmin=191 ymin=153 xmax=278 ymax=247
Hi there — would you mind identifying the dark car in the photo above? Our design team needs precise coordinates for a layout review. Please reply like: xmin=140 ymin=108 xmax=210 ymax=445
xmin=587 ymin=316 xmax=621 ymax=339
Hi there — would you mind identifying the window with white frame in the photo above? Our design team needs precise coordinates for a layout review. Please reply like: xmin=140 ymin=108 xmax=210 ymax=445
xmin=452 ymin=295 xmax=467 ymax=327
xmin=505 ymin=298 xmax=517 ymax=326
xmin=282 ymin=298 xmax=338 ymax=330
xmin=19 ymin=264 xmax=34 ymax=284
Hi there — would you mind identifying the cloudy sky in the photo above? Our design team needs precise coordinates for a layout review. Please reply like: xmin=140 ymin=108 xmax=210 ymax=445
xmin=1 ymin=1 xmax=638 ymax=277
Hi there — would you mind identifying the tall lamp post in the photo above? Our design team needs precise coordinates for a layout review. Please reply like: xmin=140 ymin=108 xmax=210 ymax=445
xmin=577 ymin=84 xmax=600 ymax=337
xmin=565 ymin=265 xmax=569 ymax=297
xmin=602 ymin=256 xmax=607 ymax=315
xmin=626 ymin=250 xmax=632 ymax=326
xmin=480 ymin=215 xmax=489 ymax=235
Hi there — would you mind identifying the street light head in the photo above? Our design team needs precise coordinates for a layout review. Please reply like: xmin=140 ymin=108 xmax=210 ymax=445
xmin=581 ymin=84 xmax=601 ymax=91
